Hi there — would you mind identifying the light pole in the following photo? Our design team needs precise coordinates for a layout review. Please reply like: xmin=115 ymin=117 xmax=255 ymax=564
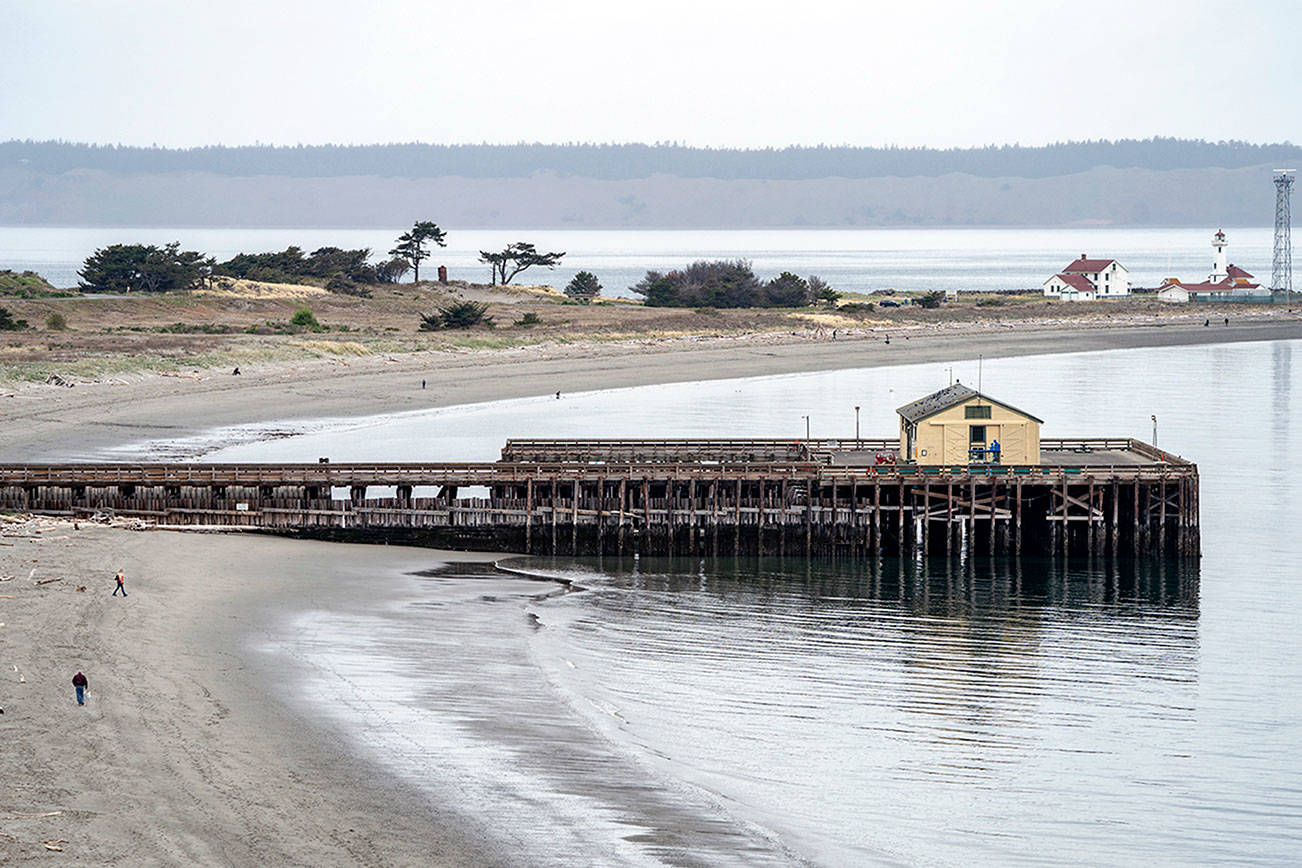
xmin=1151 ymin=414 xmax=1157 ymax=446
xmin=802 ymin=415 xmax=810 ymax=441
xmin=855 ymin=406 xmax=861 ymax=446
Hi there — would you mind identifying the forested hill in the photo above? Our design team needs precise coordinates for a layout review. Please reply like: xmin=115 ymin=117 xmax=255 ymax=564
xmin=2 ymin=138 xmax=1299 ymax=180
xmin=1 ymin=139 xmax=1293 ymax=227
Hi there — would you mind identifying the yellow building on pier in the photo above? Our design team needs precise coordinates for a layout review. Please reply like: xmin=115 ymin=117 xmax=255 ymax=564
xmin=897 ymin=384 xmax=1042 ymax=465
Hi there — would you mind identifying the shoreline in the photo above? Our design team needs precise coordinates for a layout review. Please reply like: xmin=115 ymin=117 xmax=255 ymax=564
xmin=2 ymin=316 xmax=1299 ymax=460
xmin=0 ymin=524 xmax=801 ymax=864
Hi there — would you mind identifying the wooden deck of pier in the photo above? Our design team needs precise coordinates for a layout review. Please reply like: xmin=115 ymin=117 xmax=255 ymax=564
xmin=0 ymin=437 xmax=1199 ymax=559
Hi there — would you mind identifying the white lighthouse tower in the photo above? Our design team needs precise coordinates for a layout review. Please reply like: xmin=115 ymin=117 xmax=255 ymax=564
xmin=1210 ymin=229 xmax=1229 ymax=283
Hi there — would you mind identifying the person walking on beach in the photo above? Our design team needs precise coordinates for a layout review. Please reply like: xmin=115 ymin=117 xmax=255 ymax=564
xmin=112 ymin=569 xmax=127 ymax=597
xmin=72 ymin=672 xmax=88 ymax=705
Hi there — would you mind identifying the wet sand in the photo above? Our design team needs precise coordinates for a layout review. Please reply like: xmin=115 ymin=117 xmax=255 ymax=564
xmin=1 ymin=316 xmax=1298 ymax=460
xmin=0 ymin=525 xmax=800 ymax=865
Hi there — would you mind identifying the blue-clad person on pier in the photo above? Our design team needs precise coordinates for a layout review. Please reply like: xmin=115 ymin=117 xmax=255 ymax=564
xmin=990 ymin=439 xmax=1001 ymax=463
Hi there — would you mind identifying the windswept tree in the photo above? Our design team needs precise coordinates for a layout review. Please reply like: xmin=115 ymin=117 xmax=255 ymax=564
xmin=374 ymin=257 xmax=411 ymax=284
xmin=214 ymin=245 xmax=376 ymax=285
xmin=478 ymin=242 xmax=566 ymax=286
xmin=808 ymin=275 xmax=840 ymax=307
xmin=79 ymin=242 xmax=214 ymax=294
xmin=564 ymin=271 xmax=602 ymax=302
xmin=631 ymin=261 xmax=833 ymax=308
xmin=389 ymin=221 xmax=447 ymax=283
xmin=764 ymin=272 xmax=812 ymax=307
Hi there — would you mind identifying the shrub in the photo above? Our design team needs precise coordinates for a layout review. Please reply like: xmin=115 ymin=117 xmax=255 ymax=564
xmin=0 ymin=306 xmax=29 ymax=331
xmin=564 ymin=271 xmax=602 ymax=302
xmin=839 ymin=302 xmax=875 ymax=314
xmin=916 ymin=290 xmax=946 ymax=309
xmin=809 ymin=275 xmax=840 ymax=307
xmin=290 ymin=308 xmax=322 ymax=331
xmin=420 ymin=301 xmax=494 ymax=330
xmin=513 ymin=312 xmax=542 ymax=327
xmin=45 ymin=312 xmax=68 ymax=331
xmin=976 ymin=296 xmax=1005 ymax=307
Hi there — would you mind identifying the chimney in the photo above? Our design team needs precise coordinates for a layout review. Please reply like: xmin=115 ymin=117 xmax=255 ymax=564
xmin=1080 ymin=253 xmax=1086 ymax=260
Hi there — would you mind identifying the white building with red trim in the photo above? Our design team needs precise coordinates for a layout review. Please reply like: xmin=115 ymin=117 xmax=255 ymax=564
xmin=1042 ymin=271 xmax=1098 ymax=301
xmin=1042 ymin=254 xmax=1130 ymax=300
xmin=1154 ymin=231 xmax=1267 ymax=302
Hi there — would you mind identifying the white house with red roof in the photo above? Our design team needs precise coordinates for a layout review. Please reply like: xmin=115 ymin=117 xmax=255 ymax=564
xmin=1155 ymin=230 xmax=1267 ymax=303
xmin=1042 ymin=272 xmax=1098 ymax=301
xmin=1043 ymin=254 xmax=1130 ymax=300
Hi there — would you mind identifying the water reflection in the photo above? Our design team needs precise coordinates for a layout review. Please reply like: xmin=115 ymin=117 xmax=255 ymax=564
xmin=547 ymin=553 xmax=1201 ymax=615
xmin=518 ymin=554 xmax=1202 ymax=864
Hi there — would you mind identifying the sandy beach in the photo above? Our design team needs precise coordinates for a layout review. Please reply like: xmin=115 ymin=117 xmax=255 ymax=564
xmin=2 ymin=314 xmax=1299 ymax=460
xmin=0 ymin=523 xmax=520 ymax=864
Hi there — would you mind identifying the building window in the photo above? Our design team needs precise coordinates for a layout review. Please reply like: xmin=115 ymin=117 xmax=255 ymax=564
xmin=965 ymin=405 xmax=991 ymax=419
xmin=969 ymin=425 xmax=986 ymax=443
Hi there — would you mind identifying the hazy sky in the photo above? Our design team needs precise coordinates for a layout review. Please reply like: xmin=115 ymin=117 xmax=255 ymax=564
xmin=3 ymin=0 xmax=1299 ymax=149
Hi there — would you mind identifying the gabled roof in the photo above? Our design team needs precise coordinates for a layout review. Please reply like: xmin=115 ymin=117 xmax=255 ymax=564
xmin=1227 ymin=264 xmax=1254 ymax=280
xmin=896 ymin=384 xmax=1044 ymax=424
xmin=1063 ymin=257 xmax=1118 ymax=273
xmin=1051 ymin=272 xmax=1097 ymax=293
xmin=1166 ymin=276 xmax=1261 ymax=293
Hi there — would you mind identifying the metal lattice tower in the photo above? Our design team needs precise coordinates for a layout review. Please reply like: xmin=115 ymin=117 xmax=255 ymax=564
xmin=1272 ymin=169 xmax=1294 ymax=292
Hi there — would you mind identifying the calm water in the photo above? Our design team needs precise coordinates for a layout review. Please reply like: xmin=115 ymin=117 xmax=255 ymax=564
xmin=0 ymin=225 xmax=1274 ymax=297
xmin=157 ymin=339 xmax=1299 ymax=865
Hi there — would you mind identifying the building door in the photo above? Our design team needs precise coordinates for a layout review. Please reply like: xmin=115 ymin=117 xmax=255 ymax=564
xmin=1002 ymin=425 xmax=1024 ymax=463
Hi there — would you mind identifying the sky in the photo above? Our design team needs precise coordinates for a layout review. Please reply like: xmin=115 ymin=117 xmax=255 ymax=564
xmin=2 ymin=0 xmax=1299 ymax=149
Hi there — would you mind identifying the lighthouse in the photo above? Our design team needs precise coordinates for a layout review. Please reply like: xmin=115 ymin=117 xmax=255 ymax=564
xmin=1210 ymin=229 xmax=1229 ymax=283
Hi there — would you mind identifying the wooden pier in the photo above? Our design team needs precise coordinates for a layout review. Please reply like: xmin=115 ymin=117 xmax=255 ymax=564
xmin=0 ymin=437 xmax=1199 ymax=559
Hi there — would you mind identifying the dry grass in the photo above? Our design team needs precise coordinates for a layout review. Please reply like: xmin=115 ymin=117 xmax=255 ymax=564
xmin=193 ymin=278 xmax=328 ymax=300
xmin=0 ymin=279 xmax=1281 ymax=386
xmin=787 ymin=312 xmax=863 ymax=329
xmin=289 ymin=340 xmax=375 ymax=357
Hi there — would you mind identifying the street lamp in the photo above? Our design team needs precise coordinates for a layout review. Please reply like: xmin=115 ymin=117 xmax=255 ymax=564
xmin=855 ymin=406 xmax=861 ymax=446
xmin=802 ymin=415 xmax=810 ymax=441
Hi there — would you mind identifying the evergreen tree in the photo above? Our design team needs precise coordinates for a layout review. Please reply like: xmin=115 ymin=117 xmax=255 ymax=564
xmin=389 ymin=221 xmax=446 ymax=283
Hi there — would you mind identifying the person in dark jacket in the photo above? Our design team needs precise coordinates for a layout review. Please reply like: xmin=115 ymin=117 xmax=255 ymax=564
xmin=72 ymin=672 xmax=88 ymax=705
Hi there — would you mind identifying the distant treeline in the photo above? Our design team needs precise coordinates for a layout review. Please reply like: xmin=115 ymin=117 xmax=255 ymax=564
xmin=3 ymin=138 xmax=1299 ymax=181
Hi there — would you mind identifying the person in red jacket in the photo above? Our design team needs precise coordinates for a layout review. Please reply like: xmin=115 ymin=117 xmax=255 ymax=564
xmin=72 ymin=672 xmax=88 ymax=705
xmin=112 ymin=569 xmax=127 ymax=597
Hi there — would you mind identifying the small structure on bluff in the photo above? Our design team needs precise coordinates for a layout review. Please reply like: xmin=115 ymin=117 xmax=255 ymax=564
xmin=897 ymin=384 xmax=1042 ymax=465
